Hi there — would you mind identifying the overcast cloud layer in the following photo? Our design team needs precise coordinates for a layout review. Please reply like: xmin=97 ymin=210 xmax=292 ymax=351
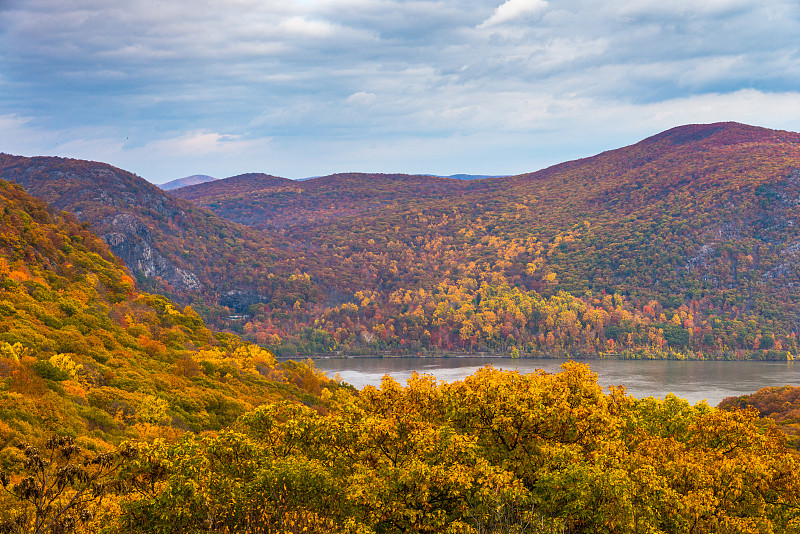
xmin=1 ymin=0 xmax=799 ymax=182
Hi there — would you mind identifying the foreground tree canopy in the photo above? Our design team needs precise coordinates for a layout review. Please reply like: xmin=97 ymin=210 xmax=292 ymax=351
xmin=3 ymin=363 xmax=799 ymax=533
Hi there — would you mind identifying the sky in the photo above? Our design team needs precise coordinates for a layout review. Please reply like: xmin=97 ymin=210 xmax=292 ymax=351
xmin=1 ymin=0 xmax=800 ymax=183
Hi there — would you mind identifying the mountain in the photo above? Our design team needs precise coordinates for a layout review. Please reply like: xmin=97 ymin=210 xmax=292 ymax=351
xmin=172 ymin=122 xmax=800 ymax=358
xmin=3 ymin=130 xmax=800 ymax=531
xmin=0 ymin=155 xmax=334 ymax=320
xmin=174 ymin=172 xmax=470 ymax=229
xmin=440 ymin=173 xmax=505 ymax=180
xmin=159 ymin=174 xmax=216 ymax=190
xmin=5 ymin=123 xmax=800 ymax=359
xmin=0 ymin=177 xmax=337 ymax=450
xmin=720 ymin=385 xmax=800 ymax=448
xmin=0 ymin=156 xmax=207 ymax=293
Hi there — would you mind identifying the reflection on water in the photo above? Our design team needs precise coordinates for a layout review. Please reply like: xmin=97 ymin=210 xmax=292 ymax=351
xmin=311 ymin=357 xmax=800 ymax=407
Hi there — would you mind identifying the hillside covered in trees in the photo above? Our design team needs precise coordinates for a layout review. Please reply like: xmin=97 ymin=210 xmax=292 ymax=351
xmin=5 ymin=122 xmax=800 ymax=359
xmin=0 ymin=155 xmax=338 ymax=323
xmin=177 ymin=122 xmax=800 ymax=359
xmin=3 ymin=125 xmax=800 ymax=532
xmin=3 ymin=363 xmax=800 ymax=533
xmin=720 ymin=384 xmax=800 ymax=449
xmin=0 ymin=177 xmax=338 ymax=456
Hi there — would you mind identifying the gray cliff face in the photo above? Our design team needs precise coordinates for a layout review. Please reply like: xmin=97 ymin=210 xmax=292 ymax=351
xmin=0 ymin=157 xmax=204 ymax=294
xmin=102 ymin=213 xmax=202 ymax=292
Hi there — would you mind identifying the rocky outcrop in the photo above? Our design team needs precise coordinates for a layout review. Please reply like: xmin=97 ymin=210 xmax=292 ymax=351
xmin=0 ymin=156 xmax=205 ymax=294
xmin=102 ymin=213 xmax=202 ymax=292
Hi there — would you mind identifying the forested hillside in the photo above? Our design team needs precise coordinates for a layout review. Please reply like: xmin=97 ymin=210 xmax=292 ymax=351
xmin=5 ymin=122 xmax=800 ymax=359
xmin=175 ymin=172 xmax=471 ymax=229
xmin=0 ymin=155 xmax=336 ymax=320
xmin=175 ymin=122 xmax=800 ymax=358
xmin=0 ymin=177 xmax=337 ymax=454
xmin=4 ymin=128 xmax=800 ymax=532
xmin=721 ymin=384 xmax=800 ymax=448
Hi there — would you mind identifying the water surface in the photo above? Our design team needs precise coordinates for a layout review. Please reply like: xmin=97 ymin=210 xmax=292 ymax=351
xmin=311 ymin=357 xmax=800 ymax=406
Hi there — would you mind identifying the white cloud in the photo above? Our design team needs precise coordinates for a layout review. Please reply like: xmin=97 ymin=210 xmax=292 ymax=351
xmin=142 ymin=131 xmax=268 ymax=157
xmin=615 ymin=0 xmax=760 ymax=18
xmin=278 ymin=16 xmax=338 ymax=38
xmin=3 ymin=0 xmax=800 ymax=180
xmin=676 ymin=55 xmax=745 ymax=89
xmin=0 ymin=114 xmax=59 ymax=155
xmin=346 ymin=91 xmax=377 ymax=106
xmin=640 ymin=89 xmax=800 ymax=129
xmin=478 ymin=0 xmax=548 ymax=28
xmin=0 ymin=114 xmax=32 ymax=131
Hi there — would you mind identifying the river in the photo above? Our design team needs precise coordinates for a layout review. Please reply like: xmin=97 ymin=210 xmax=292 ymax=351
xmin=310 ymin=357 xmax=800 ymax=406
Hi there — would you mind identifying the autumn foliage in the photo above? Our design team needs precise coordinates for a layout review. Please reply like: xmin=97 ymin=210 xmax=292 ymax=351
xmin=0 ymin=140 xmax=800 ymax=531
xmin=720 ymin=384 xmax=800 ymax=449
xmin=4 ymin=363 xmax=798 ymax=533
xmin=0 ymin=177 xmax=339 ymax=454
xmin=174 ymin=123 xmax=800 ymax=359
xmin=3 ymin=123 xmax=800 ymax=359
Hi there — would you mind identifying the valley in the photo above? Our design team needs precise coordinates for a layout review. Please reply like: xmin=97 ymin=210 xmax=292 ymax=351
xmin=2 ymin=122 xmax=800 ymax=531
xmin=5 ymin=122 xmax=799 ymax=360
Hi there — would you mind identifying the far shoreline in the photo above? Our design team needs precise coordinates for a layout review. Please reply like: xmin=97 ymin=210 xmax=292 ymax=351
xmin=272 ymin=350 xmax=794 ymax=362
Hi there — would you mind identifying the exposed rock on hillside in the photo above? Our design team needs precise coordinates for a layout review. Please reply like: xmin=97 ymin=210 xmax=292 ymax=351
xmin=0 ymin=156 xmax=203 ymax=292
xmin=103 ymin=213 xmax=201 ymax=291
xmin=0 ymin=155 xmax=315 ymax=320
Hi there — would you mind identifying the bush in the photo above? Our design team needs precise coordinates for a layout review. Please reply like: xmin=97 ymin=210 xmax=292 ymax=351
xmin=32 ymin=360 xmax=70 ymax=381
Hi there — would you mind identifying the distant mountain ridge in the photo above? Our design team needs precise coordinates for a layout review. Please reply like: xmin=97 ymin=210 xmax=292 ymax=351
xmin=5 ymin=122 xmax=800 ymax=358
xmin=171 ymin=122 xmax=800 ymax=357
xmin=173 ymin=172 xmax=473 ymax=229
xmin=159 ymin=174 xmax=216 ymax=190
xmin=0 ymin=155 xmax=325 ymax=318
xmin=175 ymin=172 xmax=297 ymax=197
xmin=438 ymin=174 xmax=507 ymax=180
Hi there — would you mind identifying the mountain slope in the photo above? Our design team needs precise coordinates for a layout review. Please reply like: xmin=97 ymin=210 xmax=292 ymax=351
xmin=492 ymin=122 xmax=800 ymax=315
xmin=172 ymin=122 xmax=800 ymax=358
xmin=0 ymin=155 xmax=335 ymax=317
xmin=0 ymin=155 xmax=205 ymax=293
xmin=174 ymin=172 xmax=470 ymax=230
xmin=0 ymin=178 xmax=337 ymax=452
xmin=5 ymin=123 xmax=800 ymax=358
